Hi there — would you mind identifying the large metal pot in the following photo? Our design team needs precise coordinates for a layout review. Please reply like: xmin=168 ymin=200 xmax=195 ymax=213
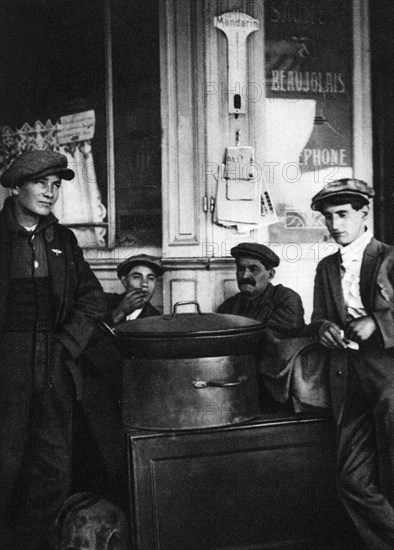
xmin=105 ymin=302 xmax=263 ymax=430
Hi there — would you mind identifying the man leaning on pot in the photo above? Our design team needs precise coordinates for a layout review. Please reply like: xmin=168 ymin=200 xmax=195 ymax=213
xmin=0 ymin=150 xmax=106 ymax=550
xmin=217 ymin=242 xmax=305 ymax=341
xmin=78 ymin=254 xmax=164 ymax=506
xmin=306 ymin=178 xmax=394 ymax=550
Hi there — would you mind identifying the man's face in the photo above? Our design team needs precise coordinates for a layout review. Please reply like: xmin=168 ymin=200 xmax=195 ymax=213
xmin=236 ymin=256 xmax=274 ymax=299
xmin=121 ymin=265 xmax=157 ymax=304
xmin=321 ymin=203 xmax=368 ymax=246
xmin=12 ymin=174 xmax=61 ymax=225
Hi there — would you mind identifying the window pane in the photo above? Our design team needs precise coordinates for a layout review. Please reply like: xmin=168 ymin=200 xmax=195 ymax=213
xmin=111 ymin=0 xmax=162 ymax=248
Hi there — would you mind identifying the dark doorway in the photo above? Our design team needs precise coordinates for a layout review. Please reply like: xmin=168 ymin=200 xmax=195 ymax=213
xmin=370 ymin=0 xmax=394 ymax=244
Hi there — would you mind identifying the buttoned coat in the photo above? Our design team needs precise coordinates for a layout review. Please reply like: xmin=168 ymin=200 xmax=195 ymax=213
xmin=0 ymin=197 xmax=106 ymax=546
xmin=310 ymin=237 xmax=394 ymax=422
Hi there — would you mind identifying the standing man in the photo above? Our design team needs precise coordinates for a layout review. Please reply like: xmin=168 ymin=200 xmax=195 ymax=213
xmin=0 ymin=150 xmax=106 ymax=550
xmin=218 ymin=242 xmax=304 ymax=340
xmin=309 ymin=178 xmax=394 ymax=549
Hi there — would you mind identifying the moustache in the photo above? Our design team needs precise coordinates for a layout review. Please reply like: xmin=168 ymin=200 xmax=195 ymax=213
xmin=239 ymin=278 xmax=255 ymax=286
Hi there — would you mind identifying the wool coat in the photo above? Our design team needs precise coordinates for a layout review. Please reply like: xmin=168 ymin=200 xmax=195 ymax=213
xmin=0 ymin=198 xmax=106 ymax=373
xmin=0 ymin=196 xmax=106 ymax=548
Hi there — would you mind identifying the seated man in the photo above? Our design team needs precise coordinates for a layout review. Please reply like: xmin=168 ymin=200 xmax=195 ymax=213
xmin=218 ymin=242 xmax=305 ymax=340
xmin=104 ymin=254 xmax=163 ymax=325
xmin=75 ymin=255 xmax=164 ymax=506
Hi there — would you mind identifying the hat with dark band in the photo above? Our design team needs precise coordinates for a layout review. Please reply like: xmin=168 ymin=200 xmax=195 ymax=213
xmin=117 ymin=254 xmax=165 ymax=279
xmin=0 ymin=150 xmax=75 ymax=188
xmin=311 ymin=178 xmax=375 ymax=211
xmin=231 ymin=242 xmax=280 ymax=268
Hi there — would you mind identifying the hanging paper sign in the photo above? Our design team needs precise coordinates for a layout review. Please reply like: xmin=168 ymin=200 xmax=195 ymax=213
xmin=58 ymin=110 xmax=95 ymax=145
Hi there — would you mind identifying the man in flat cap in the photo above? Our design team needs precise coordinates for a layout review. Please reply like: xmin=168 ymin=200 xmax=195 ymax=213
xmin=0 ymin=150 xmax=106 ymax=550
xmin=78 ymin=255 xmax=163 ymax=507
xmin=218 ymin=242 xmax=304 ymax=340
xmin=307 ymin=178 xmax=394 ymax=549
xmin=105 ymin=254 xmax=163 ymax=325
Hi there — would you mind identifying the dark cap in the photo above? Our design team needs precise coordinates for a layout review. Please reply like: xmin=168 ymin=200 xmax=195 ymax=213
xmin=117 ymin=254 xmax=165 ymax=279
xmin=231 ymin=242 xmax=280 ymax=268
xmin=311 ymin=178 xmax=374 ymax=211
xmin=0 ymin=150 xmax=75 ymax=188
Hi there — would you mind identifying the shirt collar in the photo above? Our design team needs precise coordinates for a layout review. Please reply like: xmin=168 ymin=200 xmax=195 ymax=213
xmin=339 ymin=228 xmax=373 ymax=262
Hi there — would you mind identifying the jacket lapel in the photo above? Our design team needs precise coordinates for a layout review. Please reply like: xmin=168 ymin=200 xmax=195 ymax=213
xmin=360 ymin=238 xmax=383 ymax=311
xmin=326 ymin=251 xmax=347 ymax=325
xmin=45 ymin=225 xmax=67 ymax=326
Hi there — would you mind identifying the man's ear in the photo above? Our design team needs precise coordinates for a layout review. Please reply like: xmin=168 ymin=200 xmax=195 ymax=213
xmin=268 ymin=268 xmax=275 ymax=280
xmin=11 ymin=184 xmax=21 ymax=196
xmin=361 ymin=204 xmax=369 ymax=219
xmin=120 ymin=275 xmax=127 ymax=289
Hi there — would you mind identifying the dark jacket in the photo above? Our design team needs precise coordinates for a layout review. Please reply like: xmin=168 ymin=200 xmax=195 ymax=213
xmin=217 ymin=282 xmax=305 ymax=340
xmin=307 ymin=237 xmax=394 ymax=422
xmin=81 ymin=294 xmax=160 ymax=382
xmin=104 ymin=293 xmax=161 ymax=326
xmin=79 ymin=293 xmax=160 ymax=483
xmin=0 ymin=197 xmax=106 ymax=393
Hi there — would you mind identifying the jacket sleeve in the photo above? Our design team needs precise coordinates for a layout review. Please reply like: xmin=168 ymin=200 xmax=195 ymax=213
xmin=264 ymin=287 xmax=305 ymax=339
xmin=371 ymin=253 xmax=394 ymax=349
xmin=217 ymin=295 xmax=237 ymax=315
xmin=56 ymin=229 xmax=106 ymax=359
xmin=304 ymin=263 xmax=329 ymax=339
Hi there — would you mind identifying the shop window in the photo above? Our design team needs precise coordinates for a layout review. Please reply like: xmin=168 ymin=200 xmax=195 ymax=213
xmin=0 ymin=0 xmax=161 ymax=249
xmin=111 ymin=0 xmax=161 ymax=249
xmin=264 ymin=0 xmax=353 ymax=244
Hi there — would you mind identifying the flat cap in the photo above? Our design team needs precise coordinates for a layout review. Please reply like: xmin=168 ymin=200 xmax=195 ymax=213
xmin=231 ymin=242 xmax=280 ymax=268
xmin=117 ymin=254 xmax=165 ymax=279
xmin=0 ymin=150 xmax=75 ymax=188
xmin=311 ymin=178 xmax=374 ymax=211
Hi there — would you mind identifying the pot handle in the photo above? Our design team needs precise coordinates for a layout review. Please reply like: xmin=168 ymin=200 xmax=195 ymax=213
xmin=193 ymin=375 xmax=248 ymax=389
xmin=166 ymin=301 xmax=203 ymax=318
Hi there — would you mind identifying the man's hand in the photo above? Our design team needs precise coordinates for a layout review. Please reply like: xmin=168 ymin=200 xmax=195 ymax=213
xmin=318 ymin=321 xmax=347 ymax=350
xmin=111 ymin=289 xmax=147 ymax=324
xmin=345 ymin=316 xmax=377 ymax=343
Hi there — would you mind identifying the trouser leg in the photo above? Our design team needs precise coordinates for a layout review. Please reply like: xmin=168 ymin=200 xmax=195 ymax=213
xmin=337 ymin=363 xmax=394 ymax=550
xmin=0 ymin=334 xmax=33 ymax=545
xmin=371 ymin=370 xmax=394 ymax=506
xmin=11 ymin=348 xmax=75 ymax=550
xmin=0 ymin=398 xmax=32 ymax=546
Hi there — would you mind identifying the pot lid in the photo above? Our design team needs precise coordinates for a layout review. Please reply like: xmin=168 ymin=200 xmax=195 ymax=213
xmin=114 ymin=301 xmax=262 ymax=339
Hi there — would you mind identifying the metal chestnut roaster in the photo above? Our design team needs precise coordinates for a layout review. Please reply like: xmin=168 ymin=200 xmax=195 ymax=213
xmin=103 ymin=302 xmax=263 ymax=430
